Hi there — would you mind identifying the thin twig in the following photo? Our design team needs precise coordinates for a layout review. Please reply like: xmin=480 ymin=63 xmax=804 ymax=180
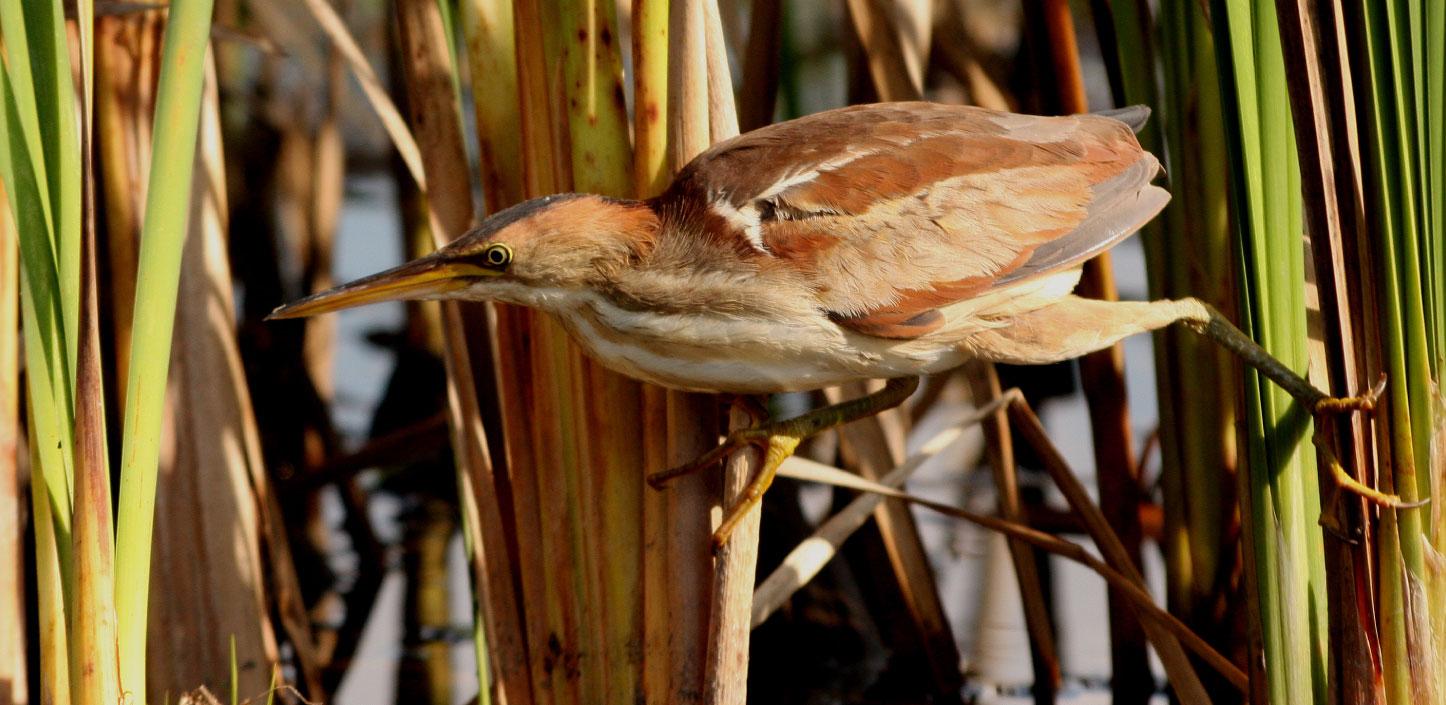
xmin=286 ymin=0 xmax=426 ymax=185
xmin=752 ymin=396 xmax=1005 ymax=626
xmin=775 ymin=459 xmax=1248 ymax=693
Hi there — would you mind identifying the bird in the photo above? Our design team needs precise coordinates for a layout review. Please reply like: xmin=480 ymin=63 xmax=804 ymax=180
xmin=271 ymin=101 xmax=1393 ymax=548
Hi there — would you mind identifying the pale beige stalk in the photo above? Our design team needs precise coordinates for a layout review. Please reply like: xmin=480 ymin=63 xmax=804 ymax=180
xmin=146 ymin=58 xmax=280 ymax=699
xmin=0 ymin=184 xmax=24 ymax=705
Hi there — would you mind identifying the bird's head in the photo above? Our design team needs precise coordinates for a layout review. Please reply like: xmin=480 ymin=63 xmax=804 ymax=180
xmin=269 ymin=193 xmax=658 ymax=320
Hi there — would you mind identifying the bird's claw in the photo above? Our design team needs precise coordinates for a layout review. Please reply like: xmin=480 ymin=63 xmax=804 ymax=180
xmin=1311 ymin=374 xmax=1387 ymax=415
xmin=645 ymin=427 xmax=768 ymax=490
xmin=1313 ymin=427 xmax=1428 ymax=541
xmin=1327 ymin=460 xmax=1425 ymax=510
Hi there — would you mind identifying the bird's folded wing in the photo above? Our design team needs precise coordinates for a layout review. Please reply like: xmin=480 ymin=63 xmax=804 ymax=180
xmin=683 ymin=102 xmax=1168 ymax=339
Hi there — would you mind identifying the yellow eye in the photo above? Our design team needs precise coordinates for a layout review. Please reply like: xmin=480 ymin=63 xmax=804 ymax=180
xmin=483 ymin=243 xmax=512 ymax=268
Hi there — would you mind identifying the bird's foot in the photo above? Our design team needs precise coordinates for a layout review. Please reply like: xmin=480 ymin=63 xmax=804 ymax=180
xmin=1309 ymin=374 xmax=1387 ymax=416
xmin=711 ymin=434 xmax=802 ymax=552
xmin=643 ymin=423 xmax=798 ymax=552
xmin=646 ymin=426 xmax=771 ymax=490
xmin=1313 ymin=426 xmax=1427 ymax=541
xmin=647 ymin=377 xmax=922 ymax=551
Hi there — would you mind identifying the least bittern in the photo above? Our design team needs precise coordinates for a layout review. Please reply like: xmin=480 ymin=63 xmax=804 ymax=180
xmin=273 ymin=102 xmax=1396 ymax=547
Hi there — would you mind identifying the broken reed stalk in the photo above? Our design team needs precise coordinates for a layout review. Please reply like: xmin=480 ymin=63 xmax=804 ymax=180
xmin=751 ymin=397 xmax=1004 ymax=625
xmin=1032 ymin=3 xmax=1152 ymax=700
xmin=825 ymin=381 xmax=965 ymax=698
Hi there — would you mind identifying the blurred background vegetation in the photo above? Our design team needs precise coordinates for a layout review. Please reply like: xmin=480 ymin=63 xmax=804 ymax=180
xmin=0 ymin=0 xmax=1441 ymax=704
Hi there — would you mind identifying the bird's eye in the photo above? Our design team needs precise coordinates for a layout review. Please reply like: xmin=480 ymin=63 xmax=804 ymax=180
xmin=483 ymin=244 xmax=512 ymax=268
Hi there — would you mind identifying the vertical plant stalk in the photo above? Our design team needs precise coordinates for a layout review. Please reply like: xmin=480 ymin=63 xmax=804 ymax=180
xmin=555 ymin=3 xmax=647 ymax=704
xmin=737 ymin=0 xmax=780 ymax=132
xmin=843 ymin=0 xmax=926 ymax=105
xmin=660 ymin=4 xmax=720 ymax=702
xmin=697 ymin=7 xmax=762 ymax=705
xmin=459 ymin=2 xmax=535 ymax=702
xmin=1129 ymin=3 xmax=1246 ymax=692
xmin=398 ymin=499 xmax=456 ymax=705
xmin=393 ymin=2 xmax=533 ymax=705
xmin=68 ymin=157 xmax=119 ymax=705
xmin=146 ymin=55 xmax=282 ymax=699
xmin=1272 ymin=1 xmax=1390 ymax=701
xmin=94 ymin=10 xmax=161 ymax=405
xmin=1344 ymin=0 xmax=1440 ymax=701
xmin=463 ymin=0 xmax=523 ymax=213
xmin=30 ymin=457 xmax=71 ymax=705
xmin=113 ymin=0 xmax=218 ymax=696
xmin=834 ymin=8 xmax=971 ymax=697
xmin=1 ymin=0 xmax=80 ymax=567
xmin=0 ymin=184 xmax=23 ymax=705
xmin=1211 ymin=0 xmax=1332 ymax=701
xmin=1034 ymin=3 xmax=1152 ymax=700
xmin=512 ymin=2 xmax=592 ymax=703
xmin=301 ymin=48 xmax=345 ymax=403
xmin=0 ymin=14 xmax=75 ymax=704
xmin=631 ymin=3 xmax=673 ymax=703
xmin=964 ymin=361 xmax=1060 ymax=704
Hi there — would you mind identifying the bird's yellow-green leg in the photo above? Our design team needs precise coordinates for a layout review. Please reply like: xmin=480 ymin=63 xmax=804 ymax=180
xmin=1178 ymin=300 xmax=1371 ymax=413
xmin=1180 ymin=299 xmax=1419 ymax=514
xmin=648 ymin=376 xmax=922 ymax=550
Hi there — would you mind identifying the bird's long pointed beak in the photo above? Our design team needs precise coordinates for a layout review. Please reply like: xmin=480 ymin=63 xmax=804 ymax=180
xmin=267 ymin=255 xmax=495 ymax=320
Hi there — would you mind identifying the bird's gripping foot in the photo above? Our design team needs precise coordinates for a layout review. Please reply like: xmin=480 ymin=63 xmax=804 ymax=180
xmin=1176 ymin=301 xmax=1425 ymax=525
xmin=648 ymin=377 xmax=922 ymax=551
xmin=1315 ymin=425 xmax=1428 ymax=539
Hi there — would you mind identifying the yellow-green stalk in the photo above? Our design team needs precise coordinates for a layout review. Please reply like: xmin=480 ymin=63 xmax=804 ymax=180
xmin=1353 ymin=0 xmax=1439 ymax=700
xmin=631 ymin=4 xmax=673 ymax=704
xmin=114 ymin=0 xmax=218 ymax=697
xmin=1211 ymin=0 xmax=1329 ymax=701
xmin=555 ymin=2 xmax=645 ymax=703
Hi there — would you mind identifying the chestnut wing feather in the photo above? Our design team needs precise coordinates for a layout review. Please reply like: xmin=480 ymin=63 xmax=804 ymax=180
xmin=676 ymin=102 xmax=1168 ymax=339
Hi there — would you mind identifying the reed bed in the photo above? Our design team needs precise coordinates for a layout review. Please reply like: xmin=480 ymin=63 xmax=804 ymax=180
xmin=1 ymin=1 xmax=1442 ymax=704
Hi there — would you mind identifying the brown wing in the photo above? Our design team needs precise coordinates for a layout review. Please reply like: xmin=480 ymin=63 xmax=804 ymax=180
xmin=668 ymin=102 xmax=1169 ymax=339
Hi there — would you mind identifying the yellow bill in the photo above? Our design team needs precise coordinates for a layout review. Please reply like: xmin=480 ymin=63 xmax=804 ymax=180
xmin=267 ymin=255 xmax=495 ymax=320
